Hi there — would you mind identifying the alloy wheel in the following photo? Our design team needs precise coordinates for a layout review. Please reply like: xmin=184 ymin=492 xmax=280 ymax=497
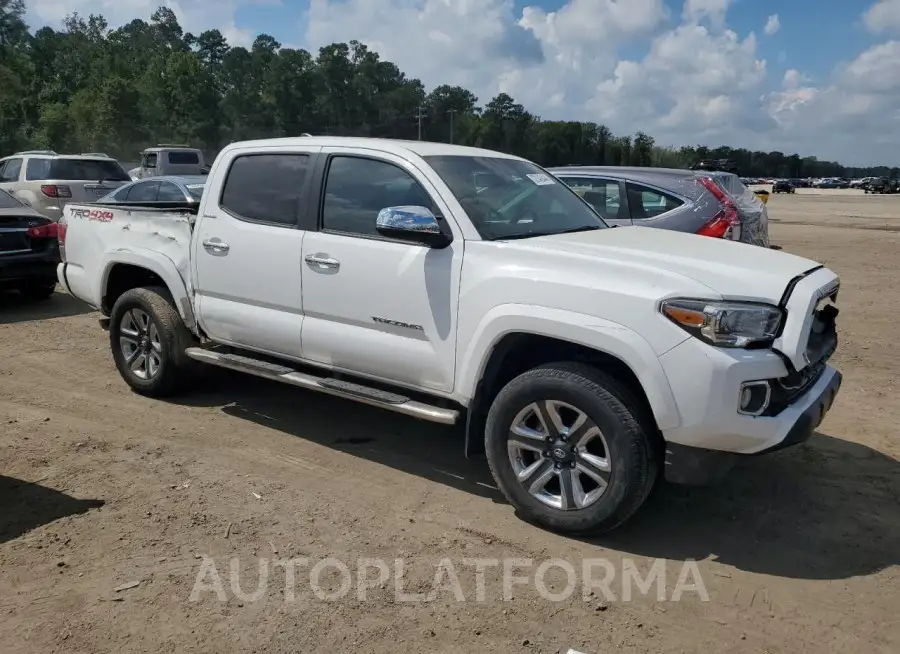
xmin=119 ymin=308 xmax=162 ymax=380
xmin=507 ymin=400 xmax=612 ymax=511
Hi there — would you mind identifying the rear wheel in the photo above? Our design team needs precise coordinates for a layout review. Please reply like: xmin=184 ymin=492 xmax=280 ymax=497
xmin=109 ymin=286 xmax=197 ymax=397
xmin=18 ymin=279 xmax=56 ymax=301
xmin=485 ymin=362 xmax=658 ymax=535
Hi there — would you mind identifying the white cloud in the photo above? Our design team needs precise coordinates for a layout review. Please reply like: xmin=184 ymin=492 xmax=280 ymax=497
xmin=682 ymin=0 xmax=732 ymax=29
xmin=863 ymin=0 xmax=900 ymax=33
xmin=21 ymin=0 xmax=900 ymax=165
xmin=766 ymin=41 xmax=900 ymax=163
xmin=764 ymin=13 xmax=780 ymax=36
xmin=782 ymin=69 xmax=810 ymax=89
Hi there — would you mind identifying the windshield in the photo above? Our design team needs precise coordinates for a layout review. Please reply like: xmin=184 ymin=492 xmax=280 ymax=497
xmin=0 ymin=188 xmax=24 ymax=209
xmin=48 ymin=158 xmax=131 ymax=182
xmin=424 ymin=155 xmax=608 ymax=240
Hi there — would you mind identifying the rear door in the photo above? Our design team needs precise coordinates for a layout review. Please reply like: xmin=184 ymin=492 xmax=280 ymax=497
xmin=622 ymin=180 xmax=696 ymax=232
xmin=192 ymin=145 xmax=321 ymax=358
xmin=555 ymin=175 xmax=632 ymax=226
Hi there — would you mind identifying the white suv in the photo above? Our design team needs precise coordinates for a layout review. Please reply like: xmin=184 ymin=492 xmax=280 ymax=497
xmin=0 ymin=151 xmax=131 ymax=221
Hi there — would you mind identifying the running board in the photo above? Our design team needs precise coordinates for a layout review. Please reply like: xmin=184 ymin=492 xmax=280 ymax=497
xmin=184 ymin=347 xmax=459 ymax=425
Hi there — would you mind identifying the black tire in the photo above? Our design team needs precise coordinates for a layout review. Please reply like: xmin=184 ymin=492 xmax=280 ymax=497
xmin=485 ymin=362 xmax=658 ymax=535
xmin=109 ymin=286 xmax=197 ymax=397
xmin=18 ymin=279 xmax=56 ymax=301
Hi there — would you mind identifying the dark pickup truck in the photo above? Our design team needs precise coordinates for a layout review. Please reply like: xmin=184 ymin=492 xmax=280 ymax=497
xmin=0 ymin=188 xmax=60 ymax=300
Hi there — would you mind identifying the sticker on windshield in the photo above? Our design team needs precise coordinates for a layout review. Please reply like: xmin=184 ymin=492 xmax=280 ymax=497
xmin=526 ymin=173 xmax=555 ymax=186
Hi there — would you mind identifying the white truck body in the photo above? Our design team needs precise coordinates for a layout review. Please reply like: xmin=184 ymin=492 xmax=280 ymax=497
xmin=57 ymin=136 xmax=842 ymax=533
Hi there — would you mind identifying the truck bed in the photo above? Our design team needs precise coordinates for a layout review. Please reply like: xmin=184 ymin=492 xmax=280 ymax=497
xmin=59 ymin=203 xmax=195 ymax=312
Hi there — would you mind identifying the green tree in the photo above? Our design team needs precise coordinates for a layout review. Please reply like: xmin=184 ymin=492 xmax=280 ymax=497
xmin=2 ymin=2 xmax=887 ymax=177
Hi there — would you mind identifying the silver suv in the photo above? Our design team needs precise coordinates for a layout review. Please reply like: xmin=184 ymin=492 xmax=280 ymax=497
xmin=0 ymin=151 xmax=131 ymax=221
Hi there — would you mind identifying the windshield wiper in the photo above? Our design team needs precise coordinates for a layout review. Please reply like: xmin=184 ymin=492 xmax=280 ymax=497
xmin=493 ymin=225 xmax=603 ymax=241
xmin=552 ymin=226 xmax=603 ymax=235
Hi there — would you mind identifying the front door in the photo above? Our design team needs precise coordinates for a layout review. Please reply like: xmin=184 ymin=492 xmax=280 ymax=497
xmin=192 ymin=147 xmax=321 ymax=358
xmin=300 ymin=148 xmax=463 ymax=393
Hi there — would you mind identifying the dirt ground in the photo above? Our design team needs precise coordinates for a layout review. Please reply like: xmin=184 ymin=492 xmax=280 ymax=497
xmin=1 ymin=191 xmax=898 ymax=653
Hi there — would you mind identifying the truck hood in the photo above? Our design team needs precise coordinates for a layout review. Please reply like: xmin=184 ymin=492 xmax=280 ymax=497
xmin=511 ymin=226 xmax=820 ymax=303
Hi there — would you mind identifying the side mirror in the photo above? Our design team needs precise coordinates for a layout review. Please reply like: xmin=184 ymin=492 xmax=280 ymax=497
xmin=376 ymin=206 xmax=452 ymax=248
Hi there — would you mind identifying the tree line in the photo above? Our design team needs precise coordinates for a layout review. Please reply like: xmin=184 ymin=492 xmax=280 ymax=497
xmin=1 ymin=1 xmax=895 ymax=178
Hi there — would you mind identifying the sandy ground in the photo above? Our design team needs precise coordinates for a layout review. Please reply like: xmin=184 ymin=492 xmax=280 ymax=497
xmin=1 ymin=192 xmax=899 ymax=653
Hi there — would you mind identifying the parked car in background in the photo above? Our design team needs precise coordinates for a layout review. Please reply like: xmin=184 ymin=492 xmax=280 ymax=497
xmin=864 ymin=178 xmax=899 ymax=194
xmin=97 ymin=175 xmax=207 ymax=206
xmin=127 ymin=145 xmax=208 ymax=180
xmin=814 ymin=178 xmax=849 ymax=189
xmin=549 ymin=166 xmax=769 ymax=247
xmin=773 ymin=180 xmax=795 ymax=194
xmin=0 ymin=151 xmax=131 ymax=221
xmin=0 ymin=188 xmax=60 ymax=300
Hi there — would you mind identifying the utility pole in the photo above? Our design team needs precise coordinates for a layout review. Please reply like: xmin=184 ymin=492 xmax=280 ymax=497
xmin=446 ymin=109 xmax=457 ymax=144
xmin=414 ymin=105 xmax=427 ymax=140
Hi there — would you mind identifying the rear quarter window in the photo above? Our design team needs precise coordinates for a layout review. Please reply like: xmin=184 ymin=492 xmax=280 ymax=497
xmin=625 ymin=182 xmax=684 ymax=219
xmin=26 ymin=158 xmax=52 ymax=181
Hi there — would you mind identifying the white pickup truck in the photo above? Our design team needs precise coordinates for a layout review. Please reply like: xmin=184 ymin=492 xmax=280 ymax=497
xmin=57 ymin=137 xmax=842 ymax=534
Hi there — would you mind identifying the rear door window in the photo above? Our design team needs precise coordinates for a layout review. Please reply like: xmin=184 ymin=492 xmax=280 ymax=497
xmin=558 ymin=176 xmax=622 ymax=221
xmin=625 ymin=182 xmax=683 ymax=219
xmin=219 ymin=153 xmax=311 ymax=226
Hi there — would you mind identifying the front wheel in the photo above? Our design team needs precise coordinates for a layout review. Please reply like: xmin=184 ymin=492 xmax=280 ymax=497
xmin=485 ymin=363 xmax=658 ymax=535
xmin=109 ymin=286 xmax=197 ymax=397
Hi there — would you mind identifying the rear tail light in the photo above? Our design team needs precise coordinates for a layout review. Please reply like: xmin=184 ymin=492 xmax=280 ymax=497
xmin=697 ymin=177 xmax=740 ymax=240
xmin=40 ymin=184 xmax=72 ymax=198
xmin=26 ymin=223 xmax=59 ymax=238
xmin=58 ymin=222 xmax=67 ymax=262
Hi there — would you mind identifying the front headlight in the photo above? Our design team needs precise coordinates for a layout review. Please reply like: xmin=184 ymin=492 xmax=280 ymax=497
xmin=661 ymin=299 xmax=783 ymax=348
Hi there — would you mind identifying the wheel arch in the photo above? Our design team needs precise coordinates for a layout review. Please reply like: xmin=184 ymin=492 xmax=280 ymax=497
xmin=100 ymin=252 xmax=196 ymax=331
xmin=459 ymin=307 xmax=683 ymax=458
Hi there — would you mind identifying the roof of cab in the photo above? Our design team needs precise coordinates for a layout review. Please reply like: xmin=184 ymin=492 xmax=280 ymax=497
xmin=220 ymin=136 xmax=525 ymax=161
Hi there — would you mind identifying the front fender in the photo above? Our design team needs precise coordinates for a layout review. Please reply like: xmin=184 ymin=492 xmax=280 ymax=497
xmin=456 ymin=304 xmax=683 ymax=431
xmin=100 ymin=249 xmax=197 ymax=330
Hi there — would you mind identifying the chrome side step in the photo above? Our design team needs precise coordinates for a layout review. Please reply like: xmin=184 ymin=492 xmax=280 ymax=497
xmin=184 ymin=347 xmax=459 ymax=425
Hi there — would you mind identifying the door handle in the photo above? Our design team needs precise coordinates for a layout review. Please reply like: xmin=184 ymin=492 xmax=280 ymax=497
xmin=304 ymin=254 xmax=340 ymax=270
xmin=202 ymin=238 xmax=229 ymax=254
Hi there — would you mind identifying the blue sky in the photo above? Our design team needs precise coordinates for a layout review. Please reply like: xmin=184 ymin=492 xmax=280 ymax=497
xmin=235 ymin=0 xmax=876 ymax=85
xmin=23 ymin=0 xmax=900 ymax=166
